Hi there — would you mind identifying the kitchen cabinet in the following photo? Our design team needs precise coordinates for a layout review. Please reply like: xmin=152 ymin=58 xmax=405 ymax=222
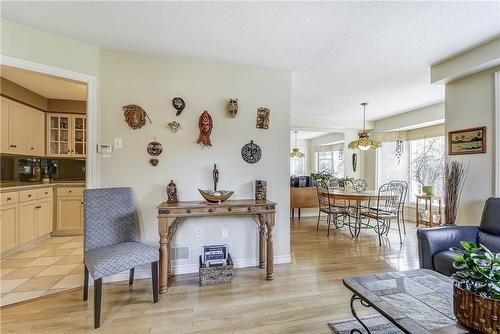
xmin=47 ymin=113 xmax=86 ymax=158
xmin=0 ymin=187 xmax=54 ymax=255
xmin=56 ymin=194 xmax=83 ymax=235
xmin=0 ymin=96 xmax=45 ymax=156
xmin=1 ymin=204 xmax=19 ymax=253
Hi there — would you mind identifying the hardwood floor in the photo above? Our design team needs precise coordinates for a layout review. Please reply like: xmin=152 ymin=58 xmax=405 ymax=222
xmin=0 ymin=216 xmax=420 ymax=333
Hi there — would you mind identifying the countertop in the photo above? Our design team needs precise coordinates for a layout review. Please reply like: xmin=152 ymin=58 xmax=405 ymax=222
xmin=0 ymin=181 xmax=85 ymax=192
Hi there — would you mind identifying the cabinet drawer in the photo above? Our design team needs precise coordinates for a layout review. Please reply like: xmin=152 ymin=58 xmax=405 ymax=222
xmin=57 ymin=187 xmax=84 ymax=197
xmin=19 ymin=189 xmax=37 ymax=202
xmin=38 ymin=187 xmax=53 ymax=199
xmin=1 ymin=192 xmax=19 ymax=205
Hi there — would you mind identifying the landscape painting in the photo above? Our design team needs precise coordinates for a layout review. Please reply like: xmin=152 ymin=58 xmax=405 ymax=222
xmin=448 ymin=126 xmax=486 ymax=155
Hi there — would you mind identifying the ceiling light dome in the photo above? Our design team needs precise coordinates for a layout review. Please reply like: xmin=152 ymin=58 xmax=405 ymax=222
xmin=348 ymin=103 xmax=381 ymax=151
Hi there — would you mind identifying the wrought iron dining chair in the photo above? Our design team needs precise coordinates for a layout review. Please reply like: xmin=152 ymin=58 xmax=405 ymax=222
xmin=390 ymin=180 xmax=408 ymax=235
xmin=315 ymin=181 xmax=349 ymax=236
xmin=362 ymin=182 xmax=404 ymax=245
xmin=83 ymin=187 xmax=159 ymax=329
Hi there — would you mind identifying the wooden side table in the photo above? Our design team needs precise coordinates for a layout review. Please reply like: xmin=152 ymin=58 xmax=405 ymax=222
xmin=415 ymin=195 xmax=442 ymax=227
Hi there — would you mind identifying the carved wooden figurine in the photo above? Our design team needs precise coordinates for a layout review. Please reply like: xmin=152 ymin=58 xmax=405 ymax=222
xmin=197 ymin=111 xmax=213 ymax=147
xmin=227 ymin=98 xmax=238 ymax=118
xmin=123 ymin=104 xmax=152 ymax=129
xmin=256 ymin=107 xmax=270 ymax=129
xmin=167 ymin=180 xmax=178 ymax=203
xmin=255 ymin=180 xmax=267 ymax=200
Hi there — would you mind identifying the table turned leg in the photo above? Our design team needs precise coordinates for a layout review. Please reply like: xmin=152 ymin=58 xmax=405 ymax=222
xmin=266 ymin=213 xmax=275 ymax=280
xmin=158 ymin=217 xmax=173 ymax=294
xmin=258 ymin=214 xmax=266 ymax=269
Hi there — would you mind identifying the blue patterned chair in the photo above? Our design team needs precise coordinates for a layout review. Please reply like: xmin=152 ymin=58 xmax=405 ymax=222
xmin=83 ymin=187 xmax=159 ymax=329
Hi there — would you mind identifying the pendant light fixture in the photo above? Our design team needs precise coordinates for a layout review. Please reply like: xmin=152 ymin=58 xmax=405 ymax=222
xmin=348 ymin=102 xmax=381 ymax=151
xmin=290 ymin=131 xmax=304 ymax=158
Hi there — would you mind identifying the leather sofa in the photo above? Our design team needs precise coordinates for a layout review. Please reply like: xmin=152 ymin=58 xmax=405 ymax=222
xmin=417 ymin=197 xmax=500 ymax=276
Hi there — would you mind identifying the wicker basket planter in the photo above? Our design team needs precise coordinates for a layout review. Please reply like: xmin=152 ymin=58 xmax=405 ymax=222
xmin=453 ymin=284 xmax=500 ymax=334
xmin=199 ymin=254 xmax=233 ymax=286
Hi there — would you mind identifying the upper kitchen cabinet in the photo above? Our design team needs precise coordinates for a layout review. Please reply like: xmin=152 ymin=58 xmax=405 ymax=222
xmin=47 ymin=113 xmax=86 ymax=158
xmin=0 ymin=96 xmax=45 ymax=157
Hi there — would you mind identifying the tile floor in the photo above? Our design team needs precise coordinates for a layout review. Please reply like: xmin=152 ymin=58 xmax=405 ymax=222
xmin=0 ymin=236 xmax=83 ymax=306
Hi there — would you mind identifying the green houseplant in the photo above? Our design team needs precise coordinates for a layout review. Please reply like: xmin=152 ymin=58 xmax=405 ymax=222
xmin=338 ymin=177 xmax=354 ymax=190
xmin=311 ymin=170 xmax=332 ymax=184
xmin=450 ymin=241 xmax=499 ymax=333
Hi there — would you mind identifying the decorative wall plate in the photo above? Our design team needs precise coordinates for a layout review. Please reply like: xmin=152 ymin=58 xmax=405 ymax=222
xmin=241 ymin=140 xmax=262 ymax=164
xmin=256 ymin=107 xmax=270 ymax=129
xmin=149 ymin=158 xmax=159 ymax=166
xmin=172 ymin=97 xmax=185 ymax=116
xmin=147 ymin=141 xmax=163 ymax=156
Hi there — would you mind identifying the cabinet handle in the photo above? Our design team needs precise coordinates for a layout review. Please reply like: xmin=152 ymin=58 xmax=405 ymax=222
xmin=45 ymin=192 xmax=48 ymax=195
xmin=35 ymin=206 xmax=41 ymax=209
xmin=31 ymin=147 xmax=34 ymax=150
xmin=9 ymin=145 xmax=14 ymax=148
xmin=68 ymin=190 xmax=72 ymax=193
xmin=7 ymin=197 xmax=11 ymax=201
xmin=28 ymin=194 xmax=32 ymax=198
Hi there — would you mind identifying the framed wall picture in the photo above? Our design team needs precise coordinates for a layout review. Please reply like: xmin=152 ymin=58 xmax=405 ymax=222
xmin=448 ymin=126 xmax=486 ymax=155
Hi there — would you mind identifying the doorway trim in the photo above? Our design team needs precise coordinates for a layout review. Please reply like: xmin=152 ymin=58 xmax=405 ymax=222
xmin=0 ymin=55 xmax=98 ymax=188
xmin=495 ymin=71 xmax=500 ymax=196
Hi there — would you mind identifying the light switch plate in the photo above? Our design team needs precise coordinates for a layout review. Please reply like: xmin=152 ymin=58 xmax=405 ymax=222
xmin=196 ymin=228 xmax=203 ymax=239
xmin=114 ymin=138 xmax=123 ymax=150
xmin=221 ymin=228 xmax=228 ymax=239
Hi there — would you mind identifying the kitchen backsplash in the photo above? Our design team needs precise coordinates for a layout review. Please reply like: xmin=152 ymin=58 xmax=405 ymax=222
xmin=0 ymin=156 xmax=85 ymax=182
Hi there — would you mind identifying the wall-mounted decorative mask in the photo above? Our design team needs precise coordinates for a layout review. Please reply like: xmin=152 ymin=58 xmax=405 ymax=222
xmin=352 ymin=153 xmax=358 ymax=172
xmin=147 ymin=139 xmax=163 ymax=166
xmin=172 ymin=97 xmax=185 ymax=116
xmin=256 ymin=107 xmax=270 ymax=129
xmin=227 ymin=98 xmax=238 ymax=118
xmin=197 ymin=111 xmax=213 ymax=148
xmin=123 ymin=104 xmax=152 ymax=129
xmin=167 ymin=121 xmax=181 ymax=133
xmin=241 ymin=140 xmax=262 ymax=164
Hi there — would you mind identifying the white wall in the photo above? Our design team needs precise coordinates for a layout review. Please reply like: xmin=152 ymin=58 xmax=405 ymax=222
xmin=99 ymin=49 xmax=292 ymax=272
xmin=374 ymin=103 xmax=444 ymax=132
xmin=445 ymin=66 xmax=500 ymax=225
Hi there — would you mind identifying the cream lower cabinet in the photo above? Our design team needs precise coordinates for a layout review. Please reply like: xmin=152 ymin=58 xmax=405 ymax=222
xmin=1 ymin=204 xmax=19 ymax=253
xmin=0 ymin=187 xmax=54 ymax=255
xmin=55 ymin=187 xmax=84 ymax=235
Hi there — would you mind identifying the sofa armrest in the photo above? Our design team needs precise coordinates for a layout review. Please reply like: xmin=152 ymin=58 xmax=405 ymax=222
xmin=417 ymin=226 xmax=479 ymax=270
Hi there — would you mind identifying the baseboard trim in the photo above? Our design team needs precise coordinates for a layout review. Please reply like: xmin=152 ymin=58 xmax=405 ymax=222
xmin=100 ymin=254 xmax=292 ymax=283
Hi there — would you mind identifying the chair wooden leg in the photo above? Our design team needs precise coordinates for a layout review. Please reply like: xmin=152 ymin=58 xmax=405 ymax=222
xmin=151 ymin=261 xmax=159 ymax=303
xmin=129 ymin=268 xmax=135 ymax=286
xmin=83 ymin=265 xmax=89 ymax=301
xmin=94 ymin=278 xmax=102 ymax=329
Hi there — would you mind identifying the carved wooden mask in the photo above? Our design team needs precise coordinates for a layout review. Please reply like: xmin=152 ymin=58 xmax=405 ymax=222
xmin=197 ymin=111 xmax=213 ymax=147
xmin=123 ymin=104 xmax=150 ymax=129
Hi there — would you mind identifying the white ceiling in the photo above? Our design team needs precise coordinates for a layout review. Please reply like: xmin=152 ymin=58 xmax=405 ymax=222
xmin=2 ymin=2 xmax=499 ymax=120
xmin=291 ymin=131 xmax=329 ymax=140
xmin=1 ymin=65 xmax=87 ymax=100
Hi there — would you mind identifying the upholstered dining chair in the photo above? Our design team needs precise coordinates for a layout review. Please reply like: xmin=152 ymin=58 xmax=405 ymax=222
xmin=315 ymin=181 xmax=348 ymax=236
xmin=83 ymin=187 xmax=159 ymax=329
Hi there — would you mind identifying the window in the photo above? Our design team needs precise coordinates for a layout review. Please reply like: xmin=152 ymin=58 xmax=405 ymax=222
xmin=377 ymin=136 xmax=444 ymax=203
xmin=290 ymin=146 xmax=307 ymax=176
xmin=315 ymin=149 xmax=344 ymax=178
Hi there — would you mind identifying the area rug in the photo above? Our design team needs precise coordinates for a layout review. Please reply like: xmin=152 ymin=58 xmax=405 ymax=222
xmin=328 ymin=314 xmax=403 ymax=334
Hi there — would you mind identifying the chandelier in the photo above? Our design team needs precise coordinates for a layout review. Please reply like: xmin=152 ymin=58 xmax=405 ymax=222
xmin=290 ymin=131 xmax=304 ymax=158
xmin=348 ymin=102 xmax=381 ymax=151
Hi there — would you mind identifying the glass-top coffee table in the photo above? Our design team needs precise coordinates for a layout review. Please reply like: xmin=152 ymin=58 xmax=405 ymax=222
xmin=343 ymin=269 xmax=472 ymax=334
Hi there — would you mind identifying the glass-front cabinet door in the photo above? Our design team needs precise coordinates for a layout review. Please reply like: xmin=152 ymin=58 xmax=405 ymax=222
xmin=72 ymin=115 xmax=86 ymax=157
xmin=47 ymin=113 xmax=87 ymax=158
xmin=48 ymin=114 xmax=71 ymax=156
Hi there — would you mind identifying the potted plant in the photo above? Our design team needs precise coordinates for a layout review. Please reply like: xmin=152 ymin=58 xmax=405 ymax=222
xmin=338 ymin=177 xmax=354 ymax=190
xmin=411 ymin=137 xmax=444 ymax=196
xmin=311 ymin=170 xmax=332 ymax=185
xmin=450 ymin=241 xmax=500 ymax=333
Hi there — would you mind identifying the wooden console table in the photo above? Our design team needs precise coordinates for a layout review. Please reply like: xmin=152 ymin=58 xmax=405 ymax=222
xmin=156 ymin=199 xmax=277 ymax=293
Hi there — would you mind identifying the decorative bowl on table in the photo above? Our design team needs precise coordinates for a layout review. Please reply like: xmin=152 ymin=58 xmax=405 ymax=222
xmin=198 ymin=189 xmax=234 ymax=203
